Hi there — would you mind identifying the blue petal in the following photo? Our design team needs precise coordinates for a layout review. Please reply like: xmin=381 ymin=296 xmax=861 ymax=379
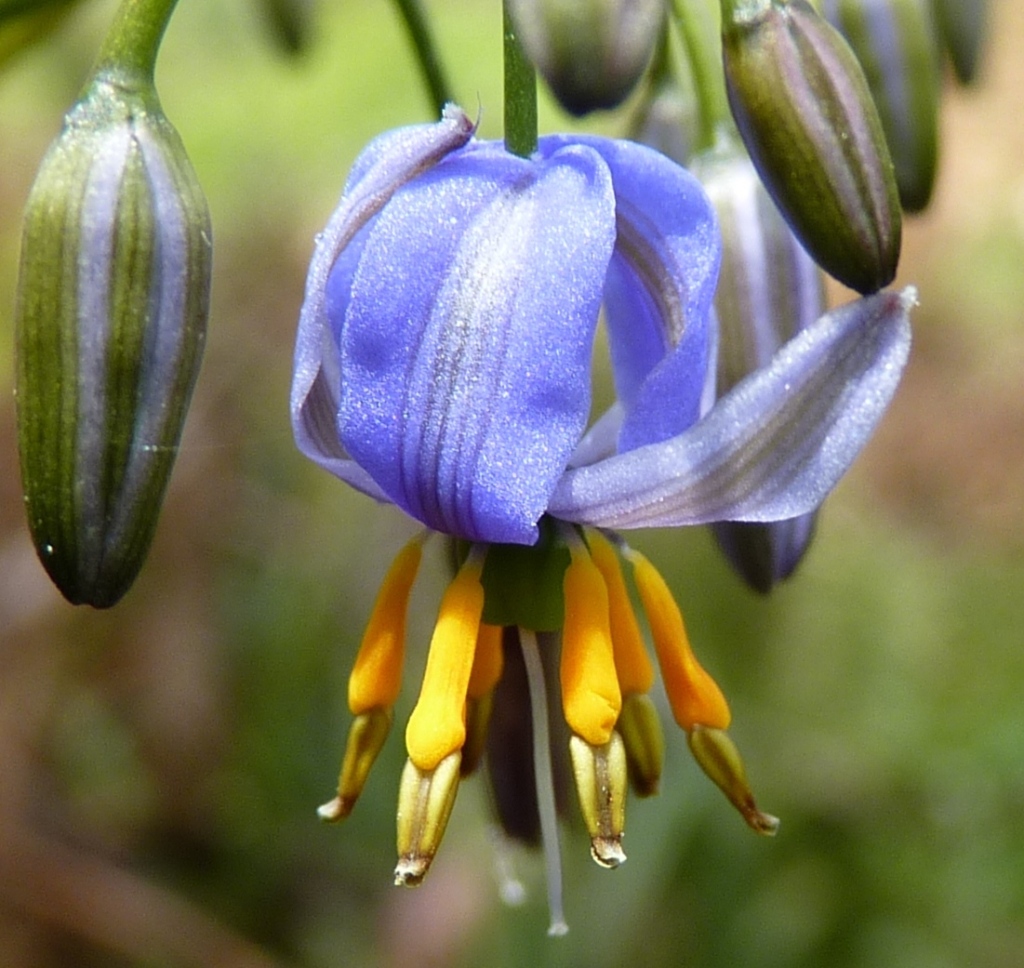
xmin=548 ymin=288 xmax=914 ymax=528
xmin=542 ymin=135 xmax=721 ymax=450
xmin=291 ymin=107 xmax=475 ymax=499
xmin=335 ymin=141 xmax=616 ymax=544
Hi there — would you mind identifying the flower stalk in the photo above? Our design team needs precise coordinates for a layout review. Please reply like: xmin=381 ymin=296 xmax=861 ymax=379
xmin=503 ymin=0 xmax=538 ymax=158
xmin=670 ymin=0 xmax=732 ymax=152
xmin=92 ymin=0 xmax=180 ymax=82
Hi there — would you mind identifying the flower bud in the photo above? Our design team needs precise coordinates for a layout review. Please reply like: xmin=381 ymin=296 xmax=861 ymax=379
xmin=720 ymin=0 xmax=901 ymax=293
xmin=628 ymin=68 xmax=699 ymax=167
xmin=15 ymin=69 xmax=211 ymax=607
xmin=823 ymin=0 xmax=941 ymax=213
xmin=692 ymin=147 xmax=823 ymax=590
xmin=508 ymin=0 xmax=663 ymax=116
xmin=628 ymin=25 xmax=699 ymax=165
xmin=930 ymin=0 xmax=988 ymax=85
xmin=712 ymin=516 xmax=818 ymax=593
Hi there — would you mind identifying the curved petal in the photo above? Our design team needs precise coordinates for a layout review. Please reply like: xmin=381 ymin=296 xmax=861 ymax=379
xmin=548 ymin=288 xmax=914 ymax=528
xmin=336 ymin=142 xmax=616 ymax=544
xmin=542 ymin=135 xmax=721 ymax=450
xmin=290 ymin=107 xmax=475 ymax=499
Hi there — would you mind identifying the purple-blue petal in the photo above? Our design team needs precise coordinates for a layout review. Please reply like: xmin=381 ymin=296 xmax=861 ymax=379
xmin=548 ymin=288 xmax=914 ymax=528
xmin=334 ymin=141 xmax=616 ymax=544
xmin=290 ymin=107 xmax=475 ymax=499
xmin=542 ymin=135 xmax=721 ymax=450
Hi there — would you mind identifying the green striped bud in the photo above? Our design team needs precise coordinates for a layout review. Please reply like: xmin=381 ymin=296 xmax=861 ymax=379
xmin=824 ymin=0 xmax=941 ymax=212
xmin=721 ymin=0 xmax=902 ymax=293
xmin=930 ymin=0 xmax=988 ymax=86
xmin=508 ymin=0 xmax=663 ymax=116
xmin=15 ymin=69 xmax=211 ymax=607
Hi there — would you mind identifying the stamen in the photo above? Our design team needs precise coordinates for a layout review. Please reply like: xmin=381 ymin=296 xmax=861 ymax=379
xmin=348 ymin=535 xmax=425 ymax=714
xmin=518 ymin=627 xmax=569 ymax=938
xmin=395 ymin=750 xmax=463 ymax=886
xmin=318 ymin=707 xmax=392 ymax=821
xmin=569 ymin=732 xmax=628 ymax=868
xmin=462 ymin=623 xmax=506 ymax=777
xmin=688 ymin=725 xmax=780 ymax=836
xmin=487 ymin=827 xmax=528 ymax=907
xmin=405 ymin=548 xmax=487 ymax=771
xmin=322 ymin=535 xmax=425 ymax=821
xmin=615 ymin=692 xmax=664 ymax=798
xmin=468 ymin=622 xmax=505 ymax=699
xmin=625 ymin=548 xmax=731 ymax=732
xmin=560 ymin=543 xmax=622 ymax=746
xmin=586 ymin=530 xmax=654 ymax=695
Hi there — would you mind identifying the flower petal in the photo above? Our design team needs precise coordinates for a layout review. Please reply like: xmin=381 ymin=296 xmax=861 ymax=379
xmin=336 ymin=142 xmax=616 ymax=544
xmin=542 ymin=135 xmax=721 ymax=450
xmin=290 ymin=106 xmax=475 ymax=499
xmin=548 ymin=288 xmax=914 ymax=528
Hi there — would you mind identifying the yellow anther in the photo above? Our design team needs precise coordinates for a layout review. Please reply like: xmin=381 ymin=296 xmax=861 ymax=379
xmin=460 ymin=693 xmax=493 ymax=778
xmin=569 ymin=732 xmax=628 ymax=869
xmin=688 ymin=725 xmax=779 ymax=836
xmin=467 ymin=622 xmax=505 ymax=700
xmin=616 ymin=692 xmax=664 ymax=798
xmin=626 ymin=549 xmax=731 ymax=732
xmin=461 ymin=623 xmax=505 ymax=777
xmin=395 ymin=750 xmax=463 ymax=886
xmin=348 ymin=537 xmax=424 ymax=715
xmin=318 ymin=707 xmax=392 ymax=822
xmin=586 ymin=530 xmax=654 ymax=696
xmin=405 ymin=552 xmax=486 ymax=771
xmin=560 ymin=544 xmax=622 ymax=747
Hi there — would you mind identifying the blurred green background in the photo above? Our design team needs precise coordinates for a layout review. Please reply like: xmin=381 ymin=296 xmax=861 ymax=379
xmin=2 ymin=1 xmax=1024 ymax=966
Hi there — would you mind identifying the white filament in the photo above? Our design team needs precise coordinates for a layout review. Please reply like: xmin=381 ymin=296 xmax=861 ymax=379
xmin=517 ymin=627 xmax=568 ymax=937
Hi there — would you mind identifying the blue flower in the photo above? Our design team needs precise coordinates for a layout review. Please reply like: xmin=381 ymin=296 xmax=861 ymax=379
xmin=290 ymin=105 xmax=913 ymax=910
xmin=293 ymin=105 xmax=911 ymax=547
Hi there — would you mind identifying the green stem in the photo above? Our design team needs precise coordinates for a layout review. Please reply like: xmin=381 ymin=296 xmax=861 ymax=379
xmin=502 ymin=0 xmax=537 ymax=158
xmin=92 ymin=0 xmax=180 ymax=83
xmin=670 ymin=0 xmax=732 ymax=151
xmin=393 ymin=0 xmax=455 ymax=116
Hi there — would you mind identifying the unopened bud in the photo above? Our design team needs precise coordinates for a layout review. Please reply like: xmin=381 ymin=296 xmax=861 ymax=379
xmin=15 ymin=69 xmax=211 ymax=607
xmin=628 ymin=26 xmax=699 ymax=165
xmin=687 ymin=725 xmax=779 ymax=835
xmin=630 ymin=79 xmax=699 ymax=167
xmin=616 ymin=693 xmax=664 ymax=797
xmin=318 ymin=708 xmax=392 ymax=822
xmin=569 ymin=732 xmax=627 ymax=868
xmin=395 ymin=750 xmax=462 ymax=886
xmin=693 ymin=147 xmax=823 ymax=590
xmin=720 ymin=0 xmax=901 ymax=293
xmin=823 ymin=0 xmax=940 ymax=212
xmin=508 ymin=0 xmax=663 ymax=116
xmin=712 ymin=516 xmax=818 ymax=593
xmin=931 ymin=0 xmax=988 ymax=86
